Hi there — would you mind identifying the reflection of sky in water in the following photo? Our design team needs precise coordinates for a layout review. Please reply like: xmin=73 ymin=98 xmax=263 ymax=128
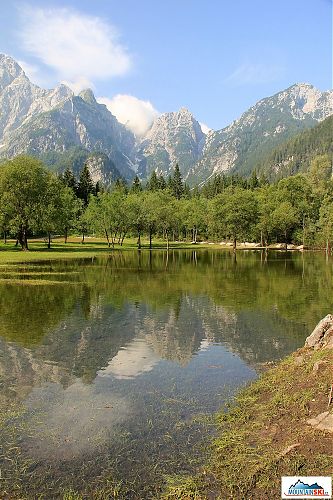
xmin=25 ymin=380 xmax=131 ymax=460
xmin=98 ymin=338 xmax=160 ymax=379
xmin=23 ymin=338 xmax=255 ymax=462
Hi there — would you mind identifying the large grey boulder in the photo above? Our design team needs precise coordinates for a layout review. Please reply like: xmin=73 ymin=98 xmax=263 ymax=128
xmin=305 ymin=314 xmax=333 ymax=348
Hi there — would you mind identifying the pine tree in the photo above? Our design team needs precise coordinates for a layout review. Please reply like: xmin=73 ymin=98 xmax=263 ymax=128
xmin=158 ymin=174 xmax=166 ymax=190
xmin=114 ymin=178 xmax=128 ymax=193
xmin=62 ymin=168 xmax=76 ymax=191
xmin=248 ymin=169 xmax=259 ymax=190
xmin=167 ymin=175 xmax=174 ymax=191
xmin=147 ymin=170 xmax=159 ymax=191
xmin=183 ymin=183 xmax=191 ymax=199
xmin=131 ymin=175 xmax=143 ymax=193
xmin=171 ymin=163 xmax=184 ymax=199
xmin=77 ymin=164 xmax=94 ymax=205
xmin=95 ymin=181 xmax=102 ymax=195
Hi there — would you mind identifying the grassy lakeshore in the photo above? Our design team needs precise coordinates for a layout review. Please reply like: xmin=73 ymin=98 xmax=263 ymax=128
xmin=0 ymin=237 xmax=245 ymax=265
xmin=0 ymin=237 xmax=220 ymax=263
xmin=0 ymin=236 xmax=312 ymax=265
xmin=164 ymin=345 xmax=333 ymax=499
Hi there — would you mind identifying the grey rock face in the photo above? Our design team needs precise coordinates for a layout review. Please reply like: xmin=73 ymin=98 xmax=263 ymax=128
xmin=0 ymin=55 xmax=73 ymax=144
xmin=305 ymin=314 xmax=333 ymax=349
xmin=0 ymin=55 xmax=136 ymax=179
xmin=85 ymin=153 xmax=121 ymax=185
xmin=188 ymin=83 xmax=333 ymax=184
xmin=137 ymin=108 xmax=206 ymax=179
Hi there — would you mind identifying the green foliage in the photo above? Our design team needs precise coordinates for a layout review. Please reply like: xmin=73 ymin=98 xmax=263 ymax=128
xmin=0 ymin=156 xmax=53 ymax=249
xmin=146 ymin=170 xmax=159 ymax=191
xmin=319 ymin=195 xmax=333 ymax=250
xmin=170 ymin=163 xmax=185 ymax=199
xmin=77 ymin=163 xmax=94 ymax=205
xmin=257 ymin=115 xmax=333 ymax=180
xmin=131 ymin=174 xmax=142 ymax=193
xmin=61 ymin=167 xmax=76 ymax=191
xmin=209 ymin=187 xmax=258 ymax=246
xmin=0 ymin=152 xmax=332 ymax=251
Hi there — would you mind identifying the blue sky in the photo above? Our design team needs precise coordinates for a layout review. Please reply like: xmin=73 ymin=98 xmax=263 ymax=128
xmin=0 ymin=0 xmax=332 ymax=134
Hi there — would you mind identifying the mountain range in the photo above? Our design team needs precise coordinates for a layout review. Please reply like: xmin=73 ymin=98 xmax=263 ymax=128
xmin=0 ymin=54 xmax=332 ymax=184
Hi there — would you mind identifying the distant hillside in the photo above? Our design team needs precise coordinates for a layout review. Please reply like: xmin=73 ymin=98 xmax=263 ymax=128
xmin=188 ymin=83 xmax=333 ymax=184
xmin=257 ymin=115 xmax=333 ymax=180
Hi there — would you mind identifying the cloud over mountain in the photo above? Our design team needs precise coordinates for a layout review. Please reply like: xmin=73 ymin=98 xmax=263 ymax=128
xmin=99 ymin=94 xmax=159 ymax=137
xmin=19 ymin=5 xmax=131 ymax=91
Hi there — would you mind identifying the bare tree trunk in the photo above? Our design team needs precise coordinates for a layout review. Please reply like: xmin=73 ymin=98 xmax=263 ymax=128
xmin=47 ymin=232 xmax=51 ymax=249
xmin=285 ymin=230 xmax=288 ymax=251
xmin=64 ymin=227 xmax=68 ymax=244
xmin=233 ymin=237 xmax=237 ymax=252
xmin=3 ymin=230 xmax=6 ymax=244
xmin=149 ymin=227 xmax=152 ymax=250
xmin=21 ymin=228 xmax=28 ymax=251
xmin=82 ymin=232 xmax=85 ymax=244
xmin=166 ymin=231 xmax=169 ymax=251
xmin=105 ymin=229 xmax=111 ymax=248
xmin=260 ymin=230 xmax=263 ymax=247
xmin=137 ymin=230 xmax=141 ymax=249
xmin=120 ymin=233 xmax=126 ymax=246
xmin=110 ymin=227 xmax=115 ymax=248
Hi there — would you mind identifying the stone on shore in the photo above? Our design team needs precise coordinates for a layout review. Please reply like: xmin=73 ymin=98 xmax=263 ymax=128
xmin=306 ymin=411 xmax=333 ymax=433
xmin=305 ymin=314 xmax=333 ymax=348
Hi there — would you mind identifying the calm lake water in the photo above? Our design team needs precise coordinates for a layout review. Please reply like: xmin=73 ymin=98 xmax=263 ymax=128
xmin=0 ymin=249 xmax=332 ymax=498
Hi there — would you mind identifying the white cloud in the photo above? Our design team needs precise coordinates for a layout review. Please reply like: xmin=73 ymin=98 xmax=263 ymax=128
xmin=62 ymin=77 xmax=95 ymax=94
xmin=99 ymin=94 xmax=159 ymax=137
xmin=199 ymin=122 xmax=212 ymax=135
xmin=225 ymin=62 xmax=285 ymax=85
xmin=19 ymin=6 xmax=131 ymax=91
xmin=98 ymin=338 xmax=159 ymax=379
xmin=17 ymin=59 xmax=39 ymax=79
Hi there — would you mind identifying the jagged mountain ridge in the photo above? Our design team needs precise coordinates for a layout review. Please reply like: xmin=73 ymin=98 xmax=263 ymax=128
xmin=188 ymin=83 xmax=333 ymax=184
xmin=137 ymin=107 xmax=205 ymax=179
xmin=0 ymin=54 xmax=73 ymax=142
xmin=0 ymin=54 xmax=332 ymax=184
xmin=0 ymin=55 xmax=136 ymax=180
xmin=2 ymin=89 xmax=136 ymax=179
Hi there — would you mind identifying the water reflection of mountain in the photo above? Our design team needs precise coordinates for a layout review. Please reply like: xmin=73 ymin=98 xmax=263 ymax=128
xmin=0 ymin=295 xmax=308 ymax=401
xmin=0 ymin=250 xmax=331 ymax=400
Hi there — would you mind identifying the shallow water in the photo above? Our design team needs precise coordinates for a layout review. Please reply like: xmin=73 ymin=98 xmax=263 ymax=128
xmin=0 ymin=249 xmax=332 ymax=498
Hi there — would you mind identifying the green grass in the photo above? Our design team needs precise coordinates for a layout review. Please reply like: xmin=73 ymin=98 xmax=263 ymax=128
xmin=0 ymin=237 xmax=225 ymax=264
xmin=163 ymin=347 xmax=333 ymax=499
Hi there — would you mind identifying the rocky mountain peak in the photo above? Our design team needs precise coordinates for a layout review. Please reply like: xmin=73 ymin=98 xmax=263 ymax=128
xmin=261 ymin=82 xmax=333 ymax=121
xmin=188 ymin=82 xmax=333 ymax=185
xmin=79 ymin=88 xmax=96 ymax=105
xmin=137 ymin=107 xmax=205 ymax=179
xmin=0 ymin=54 xmax=25 ymax=90
xmin=145 ymin=108 xmax=202 ymax=141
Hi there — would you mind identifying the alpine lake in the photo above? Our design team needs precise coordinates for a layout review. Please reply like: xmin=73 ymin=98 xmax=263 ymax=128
xmin=0 ymin=249 xmax=332 ymax=499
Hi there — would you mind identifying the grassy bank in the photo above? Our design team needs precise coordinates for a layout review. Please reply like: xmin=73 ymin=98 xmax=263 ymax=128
xmin=0 ymin=237 xmax=222 ymax=264
xmin=165 ymin=346 xmax=333 ymax=499
xmin=0 ymin=236 xmax=313 ymax=265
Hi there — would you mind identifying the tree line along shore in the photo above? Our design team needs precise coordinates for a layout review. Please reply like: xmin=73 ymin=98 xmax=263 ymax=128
xmin=0 ymin=154 xmax=332 ymax=253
